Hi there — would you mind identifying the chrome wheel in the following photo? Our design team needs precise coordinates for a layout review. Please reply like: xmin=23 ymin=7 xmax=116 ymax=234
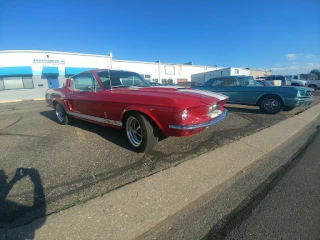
xmin=126 ymin=116 xmax=143 ymax=147
xmin=263 ymin=99 xmax=279 ymax=112
xmin=55 ymin=104 xmax=65 ymax=122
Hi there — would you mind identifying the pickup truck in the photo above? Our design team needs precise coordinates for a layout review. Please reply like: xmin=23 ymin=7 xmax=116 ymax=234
xmin=290 ymin=79 xmax=308 ymax=87
xmin=306 ymin=80 xmax=320 ymax=91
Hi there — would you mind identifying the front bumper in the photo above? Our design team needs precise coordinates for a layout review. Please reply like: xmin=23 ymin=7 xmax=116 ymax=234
xmin=285 ymin=97 xmax=313 ymax=107
xmin=169 ymin=109 xmax=228 ymax=130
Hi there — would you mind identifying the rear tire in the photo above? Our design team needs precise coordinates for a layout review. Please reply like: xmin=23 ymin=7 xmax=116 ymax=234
xmin=55 ymin=103 xmax=71 ymax=125
xmin=124 ymin=112 xmax=159 ymax=152
xmin=259 ymin=95 xmax=284 ymax=114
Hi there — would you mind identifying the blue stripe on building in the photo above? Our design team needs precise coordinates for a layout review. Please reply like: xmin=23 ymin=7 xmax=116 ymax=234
xmin=0 ymin=66 xmax=33 ymax=76
xmin=42 ymin=66 xmax=59 ymax=76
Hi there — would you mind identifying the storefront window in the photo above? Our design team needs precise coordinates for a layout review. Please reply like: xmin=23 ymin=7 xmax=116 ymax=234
xmin=3 ymin=77 xmax=24 ymax=90
xmin=0 ymin=78 xmax=4 ymax=91
xmin=0 ymin=76 xmax=34 ymax=90
xmin=22 ymin=76 xmax=34 ymax=89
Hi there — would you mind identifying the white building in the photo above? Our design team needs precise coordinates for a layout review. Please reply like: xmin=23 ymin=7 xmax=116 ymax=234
xmin=0 ymin=50 xmax=223 ymax=101
xmin=191 ymin=67 xmax=251 ymax=85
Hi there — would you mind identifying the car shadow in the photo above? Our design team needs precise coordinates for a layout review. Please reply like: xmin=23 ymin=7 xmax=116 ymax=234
xmin=0 ymin=168 xmax=46 ymax=239
xmin=225 ymin=105 xmax=263 ymax=114
xmin=40 ymin=110 xmax=165 ymax=152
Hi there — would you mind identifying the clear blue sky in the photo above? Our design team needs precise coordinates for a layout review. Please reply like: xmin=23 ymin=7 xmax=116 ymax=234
xmin=0 ymin=0 xmax=319 ymax=74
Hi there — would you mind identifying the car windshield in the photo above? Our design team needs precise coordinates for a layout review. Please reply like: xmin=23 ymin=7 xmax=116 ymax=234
xmin=97 ymin=70 xmax=150 ymax=89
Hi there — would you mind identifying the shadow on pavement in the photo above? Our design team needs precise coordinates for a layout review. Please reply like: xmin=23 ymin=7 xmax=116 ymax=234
xmin=40 ymin=110 xmax=166 ymax=152
xmin=40 ymin=110 xmax=134 ymax=150
xmin=225 ymin=106 xmax=263 ymax=114
xmin=0 ymin=168 xmax=46 ymax=239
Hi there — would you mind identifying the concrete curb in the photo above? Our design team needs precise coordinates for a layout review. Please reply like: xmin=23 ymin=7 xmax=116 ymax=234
xmin=5 ymin=103 xmax=320 ymax=240
xmin=0 ymin=98 xmax=45 ymax=104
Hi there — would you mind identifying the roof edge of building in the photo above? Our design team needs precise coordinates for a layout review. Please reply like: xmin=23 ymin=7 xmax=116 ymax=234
xmin=0 ymin=50 xmax=224 ymax=68
xmin=0 ymin=50 xmax=112 ymax=58
xmin=113 ymin=59 xmax=222 ymax=68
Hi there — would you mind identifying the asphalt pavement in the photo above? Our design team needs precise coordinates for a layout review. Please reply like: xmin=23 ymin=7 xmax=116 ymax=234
xmin=0 ymin=92 xmax=319 ymax=227
xmin=218 ymin=127 xmax=320 ymax=240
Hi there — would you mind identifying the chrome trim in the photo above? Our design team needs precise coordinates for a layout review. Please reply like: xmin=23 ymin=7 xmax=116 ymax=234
xmin=169 ymin=109 xmax=228 ymax=130
xmin=66 ymin=111 xmax=122 ymax=126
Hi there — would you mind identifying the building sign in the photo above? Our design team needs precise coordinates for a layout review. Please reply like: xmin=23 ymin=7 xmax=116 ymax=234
xmin=165 ymin=66 xmax=175 ymax=75
xmin=33 ymin=59 xmax=66 ymax=65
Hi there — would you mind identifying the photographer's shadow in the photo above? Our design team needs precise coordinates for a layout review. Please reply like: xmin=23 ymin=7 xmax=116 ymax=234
xmin=0 ymin=168 xmax=46 ymax=239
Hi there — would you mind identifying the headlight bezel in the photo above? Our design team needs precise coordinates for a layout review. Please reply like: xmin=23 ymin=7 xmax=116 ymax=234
xmin=297 ymin=90 xmax=304 ymax=97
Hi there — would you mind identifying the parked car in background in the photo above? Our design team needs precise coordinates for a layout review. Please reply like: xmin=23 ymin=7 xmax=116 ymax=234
xmin=46 ymin=69 xmax=229 ymax=152
xmin=287 ymin=75 xmax=319 ymax=91
xmin=192 ymin=76 xmax=313 ymax=114
xmin=265 ymin=75 xmax=291 ymax=86
xmin=287 ymin=76 xmax=308 ymax=87
xmin=150 ymin=82 xmax=162 ymax=86
xmin=306 ymin=79 xmax=320 ymax=91
xmin=176 ymin=82 xmax=192 ymax=87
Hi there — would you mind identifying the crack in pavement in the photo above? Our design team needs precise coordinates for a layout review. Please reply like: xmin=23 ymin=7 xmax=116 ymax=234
xmin=0 ymin=118 xmax=23 ymax=131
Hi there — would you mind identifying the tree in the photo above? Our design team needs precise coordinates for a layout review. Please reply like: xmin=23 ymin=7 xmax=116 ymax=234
xmin=310 ymin=69 xmax=320 ymax=79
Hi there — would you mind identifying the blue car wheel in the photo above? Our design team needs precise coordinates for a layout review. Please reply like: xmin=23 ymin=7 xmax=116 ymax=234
xmin=259 ymin=95 xmax=284 ymax=114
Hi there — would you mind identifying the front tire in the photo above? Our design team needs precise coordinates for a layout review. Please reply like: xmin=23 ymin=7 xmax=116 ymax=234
xmin=259 ymin=95 xmax=284 ymax=114
xmin=124 ymin=112 xmax=159 ymax=152
xmin=55 ymin=103 xmax=71 ymax=125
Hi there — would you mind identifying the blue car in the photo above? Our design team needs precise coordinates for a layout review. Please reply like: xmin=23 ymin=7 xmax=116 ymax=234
xmin=192 ymin=76 xmax=313 ymax=114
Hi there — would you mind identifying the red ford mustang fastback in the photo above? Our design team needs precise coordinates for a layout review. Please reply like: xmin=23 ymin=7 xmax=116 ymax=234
xmin=46 ymin=69 xmax=228 ymax=152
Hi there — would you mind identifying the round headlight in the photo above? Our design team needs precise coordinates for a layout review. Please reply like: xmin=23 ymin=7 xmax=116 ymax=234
xmin=182 ymin=109 xmax=188 ymax=120
xmin=212 ymin=103 xmax=217 ymax=110
xmin=208 ymin=103 xmax=217 ymax=113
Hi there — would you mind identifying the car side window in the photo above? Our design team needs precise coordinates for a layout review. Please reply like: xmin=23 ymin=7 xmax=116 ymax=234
xmin=210 ymin=79 xmax=224 ymax=87
xmin=224 ymin=78 xmax=238 ymax=86
xmin=71 ymin=73 xmax=101 ymax=92
xmin=210 ymin=78 xmax=238 ymax=87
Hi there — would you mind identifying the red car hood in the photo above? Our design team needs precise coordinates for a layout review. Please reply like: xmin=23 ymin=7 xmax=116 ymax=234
xmin=111 ymin=86 xmax=228 ymax=105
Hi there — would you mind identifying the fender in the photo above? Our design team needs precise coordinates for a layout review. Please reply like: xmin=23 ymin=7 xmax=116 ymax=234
xmin=51 ymin=94 xmax=70 ymax=111
xmin=122 ymin=105 xmax=164 ymax=130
